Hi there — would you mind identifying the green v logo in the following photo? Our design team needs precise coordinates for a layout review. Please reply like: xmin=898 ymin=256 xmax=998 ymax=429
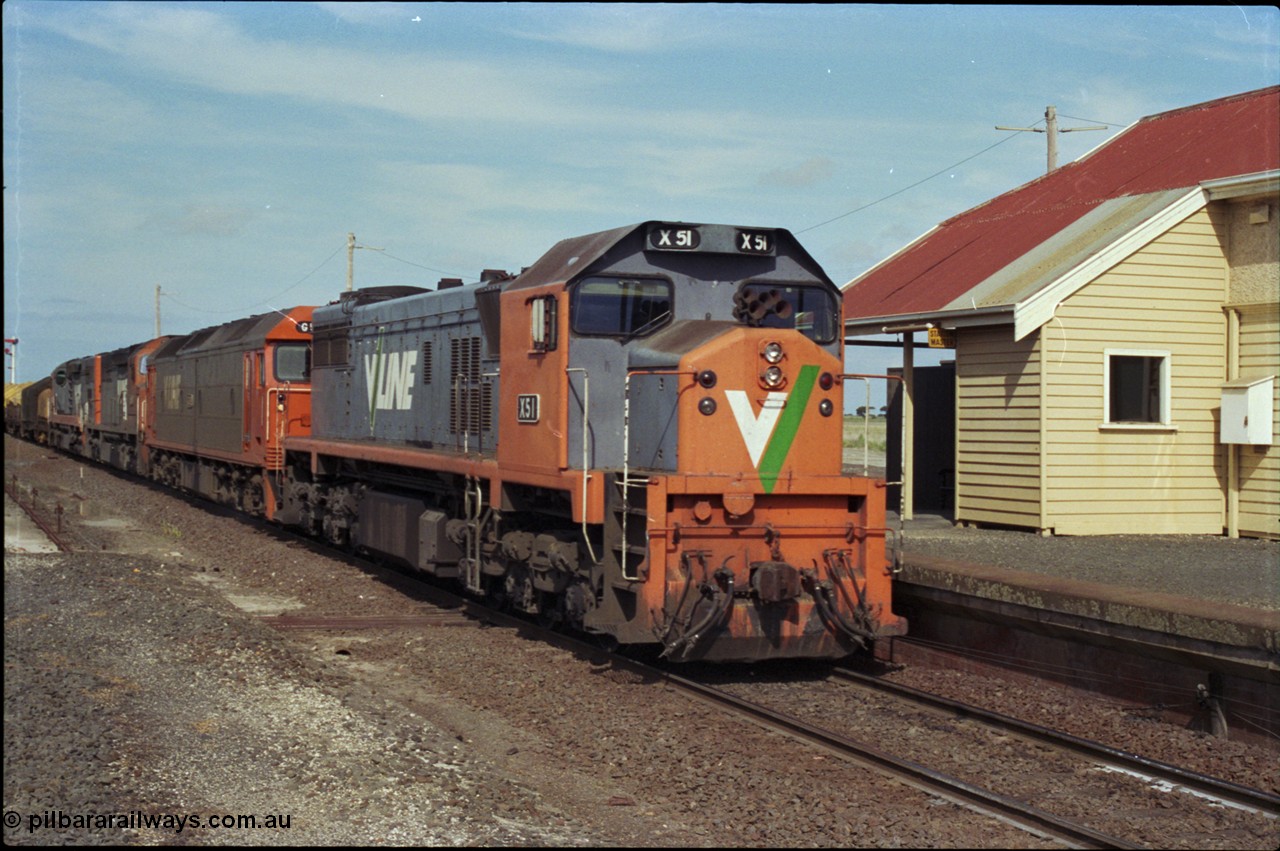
xmin=724 ymin=365 xmax=819 ymax=493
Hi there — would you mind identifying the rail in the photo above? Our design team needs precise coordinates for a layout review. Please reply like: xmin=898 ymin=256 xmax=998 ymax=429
xmin=831 ymin=665 xmax=1280 ymax=816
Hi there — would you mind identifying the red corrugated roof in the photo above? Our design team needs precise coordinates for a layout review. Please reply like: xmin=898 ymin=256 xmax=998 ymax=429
xmin=844 ymin=86 xmax=1280 ymax=321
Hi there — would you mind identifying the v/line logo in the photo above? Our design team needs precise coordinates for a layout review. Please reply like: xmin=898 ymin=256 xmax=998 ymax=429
xmin=365 ymin=350 xmax=417 ymax=413
xmin=724 ymin=364 xmax=819 ymax=494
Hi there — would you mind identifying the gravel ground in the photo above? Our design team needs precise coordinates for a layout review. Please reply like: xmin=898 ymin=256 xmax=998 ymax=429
xmin=6 ymin=435 xmax=1278 ymax=847
xmin=5 ymin=551 xmax=574 ymax=846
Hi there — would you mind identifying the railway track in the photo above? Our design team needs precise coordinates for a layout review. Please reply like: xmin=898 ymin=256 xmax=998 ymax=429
xmin=9 ymin=446 xmax=1274 ymax=847
xmin=830 ymin=665 xmax=1280 ymax=817
xmin=211 ymin=519 xmax=1276 ymax=849
xmin=256 ymin=561 xmax=1272 ymax=848
xmin=646 ymin=664 xmax=1145 ymax=849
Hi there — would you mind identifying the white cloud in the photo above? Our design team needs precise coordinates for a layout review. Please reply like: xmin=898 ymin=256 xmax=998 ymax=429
xmin=15 ymin=71 xmax=164 ymax=145
xmin=504 ymin=4 xmax=729 ymax=54
xmin=33 ymin=3 xmax=603 ymax=126
xmin=314 ymin=2 xmax=418 ymax=27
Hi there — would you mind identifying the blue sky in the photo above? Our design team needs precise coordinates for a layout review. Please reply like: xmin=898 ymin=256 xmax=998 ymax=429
xmin=4 ymin=3 xmax=1278 ymax=405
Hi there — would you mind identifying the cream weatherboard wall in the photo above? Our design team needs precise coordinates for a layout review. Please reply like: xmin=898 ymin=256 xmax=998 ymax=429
xmin=1235 ymin=305 xmax=1279 ymax=538
xmin=953 ymin=209 xmax=1230 ymax=534
xmin=953 ymin=207 xmax=1234 ymax=535
xmin=1040 ymin=208 xmax=1228 ymax=535
xmin=1227 ymin=196 xmax=1280 ymax=540
xmin=953 ymin=327 xmax=1043 ymax=529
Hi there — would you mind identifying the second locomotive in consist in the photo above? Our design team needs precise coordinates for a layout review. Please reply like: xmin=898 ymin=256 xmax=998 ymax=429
xmin=283 ymin=221 xmax=905 ymax=661
xmin=8 ymin=221 xmax=906 ymax=663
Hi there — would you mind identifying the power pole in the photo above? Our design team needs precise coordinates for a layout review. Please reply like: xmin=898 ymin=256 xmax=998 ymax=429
xmin=346 ymin=232 xmax=385 ymax=291
xmin=155 ymin=285 xmax=162 ymax=337
xmin=346 ymin=233 xmax=355 ymax=292
xmin=997 ymin=105 xmax=1107 ymax=173
xmin=4 ymin=338 xmax=16 ymax=383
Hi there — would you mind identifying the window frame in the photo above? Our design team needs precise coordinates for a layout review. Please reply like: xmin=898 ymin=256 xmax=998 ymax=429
xmin=568 ymin=275 xmax=674 ymax=340
xmin=530 ymin=295 xmax=559 ymax=352
xmin=734 ymin=280 xmax=840 ymax=344
xmin=1100 ymin=348 xmax=1176 ymax=432
xmin=272 ymin=342 xmax=311 ymax=383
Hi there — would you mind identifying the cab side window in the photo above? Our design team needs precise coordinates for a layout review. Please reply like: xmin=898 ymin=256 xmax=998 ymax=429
xmin=571 ymin=276 xmax=672 ymax=338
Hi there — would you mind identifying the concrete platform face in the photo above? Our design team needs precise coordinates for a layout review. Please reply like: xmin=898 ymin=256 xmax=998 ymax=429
xmin=4 ymin=493 xmax=60 ymax=554
xmin=895 ymin=511 xmax=1279 ymax=623
xmin=887 ymin=512 xmax=1278 ymax=745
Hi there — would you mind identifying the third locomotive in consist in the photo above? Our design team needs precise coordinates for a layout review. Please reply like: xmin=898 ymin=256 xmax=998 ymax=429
xmin=8 ymin=221 xmax=906 ymax=662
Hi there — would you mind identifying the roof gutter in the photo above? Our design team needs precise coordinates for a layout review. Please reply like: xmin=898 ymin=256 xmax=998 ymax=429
xmin=1200 ymin=169 xmax=1280 ymax=200
xmin=844 ymin=304 xmax=1016 ymax=337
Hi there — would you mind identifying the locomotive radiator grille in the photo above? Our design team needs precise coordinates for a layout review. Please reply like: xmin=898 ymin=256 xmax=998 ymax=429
xmin=449 ymin=336 xmax=492 ymax=435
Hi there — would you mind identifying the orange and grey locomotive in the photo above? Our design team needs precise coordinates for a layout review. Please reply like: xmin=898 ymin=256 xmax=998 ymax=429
xmin=12 ymin=221 xmax=906 ymax=663
xmin=281 ymin=221 xmax=905 ymax=661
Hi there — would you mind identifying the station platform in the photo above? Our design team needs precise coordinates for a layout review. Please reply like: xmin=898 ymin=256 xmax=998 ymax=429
xmin=4 ymin=492 xmax=61 ymax=554
xmin=886 ymin=512 xmax=1278 ymax=742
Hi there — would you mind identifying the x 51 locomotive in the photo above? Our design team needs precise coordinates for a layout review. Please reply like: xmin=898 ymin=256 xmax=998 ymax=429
xmin=280 ymin=222 xmax=905 ymax=661
xmin=10 ymin=221 xmax=905 ymax=663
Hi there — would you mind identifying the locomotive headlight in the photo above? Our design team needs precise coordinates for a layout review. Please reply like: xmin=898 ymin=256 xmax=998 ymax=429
xmin=698 ymin=397 xmax=717 ymax=416
xmin=763 ymin=341 xmax=784 ymax=364
xmin=762 ymin=365 xmax=784 ymax=388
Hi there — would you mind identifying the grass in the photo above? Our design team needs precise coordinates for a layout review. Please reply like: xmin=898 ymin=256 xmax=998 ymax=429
xmin=843 ymin=415 xmax=888 ymax=453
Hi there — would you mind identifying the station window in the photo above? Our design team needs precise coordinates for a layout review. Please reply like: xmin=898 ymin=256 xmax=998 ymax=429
xmin=274 ymin=343 xmax=311 ymax=383
xmin=571 ymin=276 xmax=672 ymax=339
xmin=1104 ymin=350 xmax=1169 ymax=425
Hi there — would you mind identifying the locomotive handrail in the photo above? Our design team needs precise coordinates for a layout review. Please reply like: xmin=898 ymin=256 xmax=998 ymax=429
xmin=565 ymin=367 xmax=599 ymax=565
xmin=647 ymin=522 xmax=892 ymax=536
xmin=264 ymin=383 xmax=311 ymax=474
xmin=840 ymin=373 xmax=906 ymax=575
xmin=463 ymin=475 xmax=488 ymax=593
xmin=839 ymin=373 xmax=901 ymax=477
xmin=622 ymin=367 xmax=695 ymax=581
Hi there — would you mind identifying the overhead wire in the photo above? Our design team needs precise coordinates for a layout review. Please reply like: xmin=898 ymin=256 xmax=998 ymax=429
xmin=799 ymin=111 xmax=1125 ymax=237
xmin=160 ymin=242 xmax=345 ymax=316
xmin=160 ymin=241 xmax=467 ymax=318
xmin=160 ymin=111 xmax=1131 ymax=316
xmin=796 ymin=127 xmax=1034 ymax=235
xmin=1057 ymin=112 xmax=1122 ymax=126
xmin=375 ymin=249 xmax=464 ymax=278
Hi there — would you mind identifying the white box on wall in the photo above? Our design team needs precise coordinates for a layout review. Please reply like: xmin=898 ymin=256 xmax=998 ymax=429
xmin=1221 ymin=376 xmax=1275 ymax=445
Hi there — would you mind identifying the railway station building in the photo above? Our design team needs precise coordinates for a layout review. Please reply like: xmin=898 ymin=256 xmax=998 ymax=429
xmin=842 ymin=86 xmax=1279 ymax=539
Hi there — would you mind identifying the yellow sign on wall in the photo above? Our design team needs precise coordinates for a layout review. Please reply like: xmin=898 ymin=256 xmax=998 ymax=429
xmin=928 ymin=327 xmax=956 ymax=348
